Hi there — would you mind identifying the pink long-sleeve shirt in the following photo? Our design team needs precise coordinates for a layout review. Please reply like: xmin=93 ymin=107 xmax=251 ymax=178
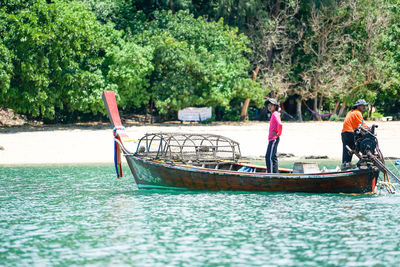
xmin=268 ymin=111 xmax=282 ymax=141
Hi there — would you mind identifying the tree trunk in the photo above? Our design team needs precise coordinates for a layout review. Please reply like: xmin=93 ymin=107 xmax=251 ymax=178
xmin=318 ymin=95 xmax=323 ymax=111
xmin=329 ymin=101 xmax=340 ymax=120
xmin=240 ymin=99 xmax=251 ymax=121
xmin=147 ymin=99 xmax=156 ymax=123
xmin=338 ymin=102 xmax=347 ymax=118
xmin=313 ymin=97 xmax=321 ymax=121
xmin=169 ymin=0 xmax=174 ymax=12
xmin=296 ymin=98 xmax=303 ymax=122
xmin=367 ymin=105 xmax=372 ymax=119
xmin=240 ymin=65 xmax=259 ymax=121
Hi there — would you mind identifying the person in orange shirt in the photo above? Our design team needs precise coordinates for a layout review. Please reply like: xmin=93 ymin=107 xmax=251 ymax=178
xmin=341 ymin=99 xmax=369 ymax=165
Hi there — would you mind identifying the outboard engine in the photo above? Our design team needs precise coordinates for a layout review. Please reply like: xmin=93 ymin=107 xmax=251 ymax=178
xmin=354 ymin=124 xmax=378 ymax=156
xmin=349 ymin=124 xmax=400 ymax=193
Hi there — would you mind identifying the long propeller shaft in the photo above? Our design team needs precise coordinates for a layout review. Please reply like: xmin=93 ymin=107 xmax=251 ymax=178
xmin=367 ymin=152 xmax=400 ymax=184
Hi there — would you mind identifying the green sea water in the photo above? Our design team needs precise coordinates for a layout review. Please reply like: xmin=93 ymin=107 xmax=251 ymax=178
xmin=1 ymin=162 xmax=400 ymax=266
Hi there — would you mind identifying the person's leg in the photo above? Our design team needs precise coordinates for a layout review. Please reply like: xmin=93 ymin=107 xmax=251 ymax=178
xmin=265 ymin=139 xmax=277 ymax=173
xmin=341 ymin=132 xmax=348 ymax=163
xmin=272 ymin=137 xmax=280 ymax=173
xmin=265 ymin=141 xmax=272 ymax=172
xmin=342 ymin=132 xmax=355 ymax=164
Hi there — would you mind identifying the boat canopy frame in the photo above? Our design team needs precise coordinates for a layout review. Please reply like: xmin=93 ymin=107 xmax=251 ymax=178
xmin=135 ymin=132 xmax=241 ymax=164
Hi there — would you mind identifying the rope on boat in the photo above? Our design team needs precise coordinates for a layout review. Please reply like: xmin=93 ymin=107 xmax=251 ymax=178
xmin=376 ymin=159 xmax=400 ymax=194
xmin=376 ymin=172 xmax=396 ymax=194
xmin=111 ymin=129 xmax=178 ymax=178
xmin=114 ymin=137 xmax=133 ymax=155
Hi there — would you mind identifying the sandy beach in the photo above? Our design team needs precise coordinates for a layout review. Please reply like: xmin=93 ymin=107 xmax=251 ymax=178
xmin=1 ymin=121 xmax=399 ymax=165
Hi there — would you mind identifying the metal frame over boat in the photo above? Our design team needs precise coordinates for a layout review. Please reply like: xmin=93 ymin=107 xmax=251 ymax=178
xmin=103 ymin=90 xmax=384 ymax=193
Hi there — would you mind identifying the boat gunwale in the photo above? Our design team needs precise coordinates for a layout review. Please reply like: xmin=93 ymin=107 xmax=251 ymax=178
xmin=127 ymin=154 xmax=378 ymax=180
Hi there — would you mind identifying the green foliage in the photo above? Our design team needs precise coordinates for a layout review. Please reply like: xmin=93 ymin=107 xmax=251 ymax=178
xmin=0 ymin=1 xmax=263 ymax=122
xmin=135 ymin=10 xmax=262 ymax=114
xmin=2 ymin=0 xmax=400 ymax=122
xmin=376 ymin=0 xmax=400 ymax=114
xmin=371 ymin=112 xmax=384 ymax=119
xmin=1 ymin=0 xmax=121 ymax=119
xmin=81 ymin=0 xmax=147 ymax=34
xmin=0 ymin=0 xmax=39 ymax=12
xmin=105 ymin=41 xmax=154 ymax=108
xmin=221 ymin=107 xmax=241 ymax=121
xmin=0 ymin=33 xmax=13 ymax=98
xmin=344 ymin=84 xmax=378 ymax=109
xmin=330 ymin=114 xmax=339 ymax=121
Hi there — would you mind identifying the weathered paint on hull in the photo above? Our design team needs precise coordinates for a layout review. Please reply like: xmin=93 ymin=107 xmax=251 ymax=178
xmin=126 ymin=156 xmax=379 ymax=193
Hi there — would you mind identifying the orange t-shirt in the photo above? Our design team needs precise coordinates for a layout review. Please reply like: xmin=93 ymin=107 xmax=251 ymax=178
xmin=341 ymin=109 xmax=367 ymax=133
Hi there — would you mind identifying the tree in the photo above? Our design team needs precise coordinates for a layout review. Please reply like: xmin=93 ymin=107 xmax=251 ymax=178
xmin=300 ymin=0 xmax=356 ymax=120
xmin=81 ymin=0 xmax=147 ymax=34
xmin=335 ymin=0 xmax=391 ymax=117
xmin=0 ymin=0 xmax=122 ymax=120
xmin=248 ymin=0 xmax=301 ymax=99
xmin=134 ymin=10 xmax=263 ymax=115
xmin=297 ymin=0 xmax=390 ymax=119
xmin=213 ymin=0 xmax=303 ymax=120
xmin=105 ymin=41 xmax=154 ymax=110
xmin=374 ymin=0 xmax=400 ymax=115
xmin=0 ymin=8 xmax=13 ymax=99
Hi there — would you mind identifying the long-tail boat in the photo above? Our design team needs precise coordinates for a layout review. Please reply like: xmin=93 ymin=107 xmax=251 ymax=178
xmin=103 ymin=91 xmax=399 ymax=193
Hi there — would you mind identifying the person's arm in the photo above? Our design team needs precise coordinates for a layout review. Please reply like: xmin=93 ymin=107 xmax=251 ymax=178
xmin=355 ymin=111 xmax=369 ymax=129
xmin=276 ymin=117 xmax=282 ymax=136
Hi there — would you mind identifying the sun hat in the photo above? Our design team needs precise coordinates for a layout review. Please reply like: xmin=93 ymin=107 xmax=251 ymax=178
xmin=351 ymin=99 xmax=369 ymax=108
xmin=265 ymin=98 xmax=279 ymax=106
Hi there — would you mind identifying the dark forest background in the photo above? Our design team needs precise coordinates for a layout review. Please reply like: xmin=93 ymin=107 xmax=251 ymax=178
xmin=1 ymin=0 xmax=399 ymax=123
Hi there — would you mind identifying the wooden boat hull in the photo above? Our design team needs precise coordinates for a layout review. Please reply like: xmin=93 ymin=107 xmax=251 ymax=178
xmin=126 ymin=155 xmax=379 ymax=193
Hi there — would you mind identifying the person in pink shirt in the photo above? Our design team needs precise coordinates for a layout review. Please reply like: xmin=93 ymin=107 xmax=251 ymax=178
xmin=265 ymin=98 xmax=282 ymax=173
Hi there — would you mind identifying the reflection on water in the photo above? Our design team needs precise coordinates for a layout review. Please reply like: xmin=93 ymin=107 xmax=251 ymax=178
xmin=1 ymin=163 xmax=400 ymax=266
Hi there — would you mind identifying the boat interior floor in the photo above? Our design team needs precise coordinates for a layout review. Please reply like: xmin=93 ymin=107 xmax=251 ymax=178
xmin=184 ymin=162 xmax=292 ymax=174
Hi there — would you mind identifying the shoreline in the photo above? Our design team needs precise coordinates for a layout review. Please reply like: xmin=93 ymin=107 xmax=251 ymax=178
xmin=1 ymin=121 xmax=399 ymax=166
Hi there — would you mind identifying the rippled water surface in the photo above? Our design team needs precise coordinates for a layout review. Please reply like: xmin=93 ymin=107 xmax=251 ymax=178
xmin=1 ymin=163 xmax=400 ymax=266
